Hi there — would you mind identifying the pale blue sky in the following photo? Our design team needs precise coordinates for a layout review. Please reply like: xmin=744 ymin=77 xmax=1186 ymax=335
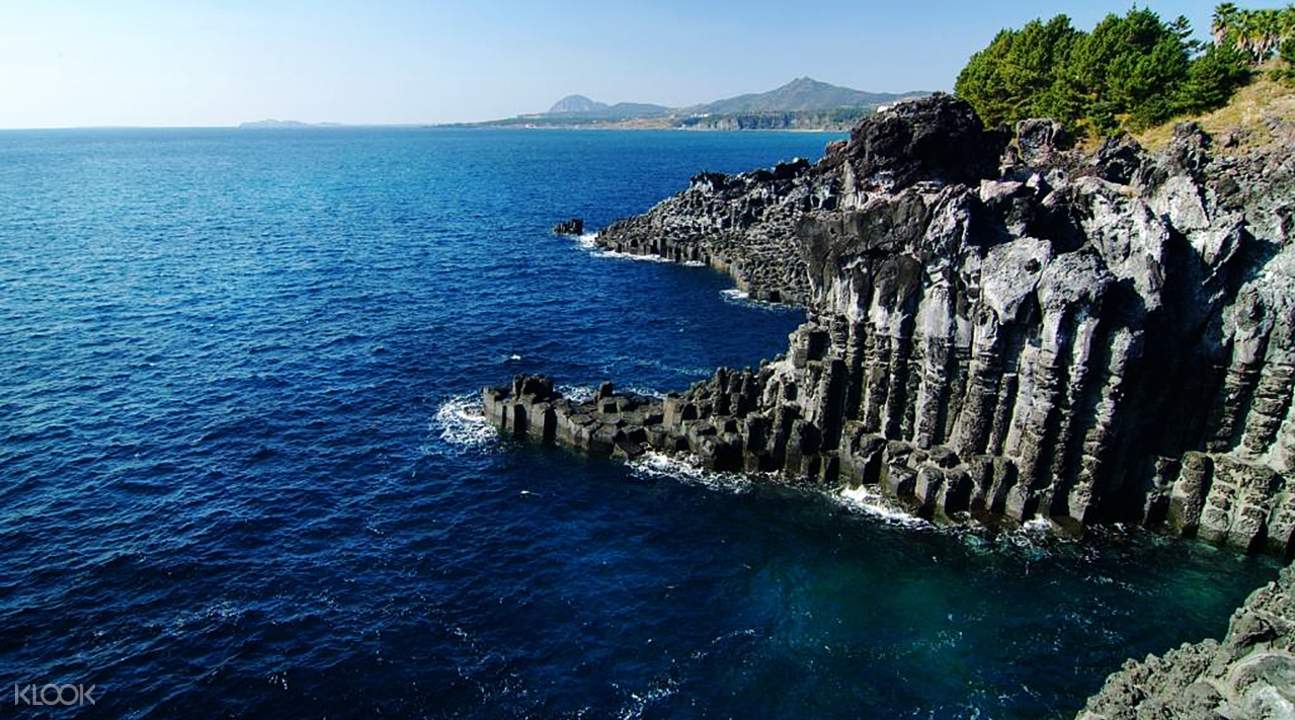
xmin=0 ymin=0 xmax=1226 ymax=128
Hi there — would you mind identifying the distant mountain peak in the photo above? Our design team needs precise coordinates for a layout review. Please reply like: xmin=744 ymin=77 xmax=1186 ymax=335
xmin=548 ymin=95 xmax=608 ymax=114
xmin=684 ymin=78 xmax=923 ymax=116
xmin=541 ymin=95 xmax=671 ymax=120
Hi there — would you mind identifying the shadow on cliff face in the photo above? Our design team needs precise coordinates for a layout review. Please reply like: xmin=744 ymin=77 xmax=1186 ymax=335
xmin=496 ymin=92 xmax=1295 ymax=563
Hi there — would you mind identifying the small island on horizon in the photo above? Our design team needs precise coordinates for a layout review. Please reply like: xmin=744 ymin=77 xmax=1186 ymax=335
xmin=238 ymin=118 xmax=346 ymax=129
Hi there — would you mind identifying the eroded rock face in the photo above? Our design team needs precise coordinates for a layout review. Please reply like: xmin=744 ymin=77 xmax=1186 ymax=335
xmin=487 ymin=93 xmax=1295 ymax=555
xmin=593 ymin=158 xmax=822 ymax=304
xmin=1078 ymin=566 xmax=1295 ymax=720
xmin=823 ymin=92 xmax=1008 ymax=193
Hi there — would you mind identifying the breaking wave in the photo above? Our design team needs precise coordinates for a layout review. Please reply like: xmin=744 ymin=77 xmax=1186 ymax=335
xmin=432 ymin=394 xmax=497 ymax=452
xmin=836 ymin=485 xmax=933 ymax=529
xmin=628 ymin=451 xmax=754 ymax=493
xmin=720 ymin=287 xmax=796 ymax=311
xmin=576 ymin=232 xmax=693 ymax=265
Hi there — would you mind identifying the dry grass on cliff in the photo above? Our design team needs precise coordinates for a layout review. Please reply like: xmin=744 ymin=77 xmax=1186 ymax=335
xmin=1135 ymin=74 xmax=1295 ymax=152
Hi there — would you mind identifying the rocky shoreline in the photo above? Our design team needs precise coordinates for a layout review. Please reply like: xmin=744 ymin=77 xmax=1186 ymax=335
xmin=483 ymin=93 xmax=1295 ymax=715
xmin=491 ymin=94 xmax=1295 ymax=553
xmin=1079 ymin=566 xmax=1295 ymax=718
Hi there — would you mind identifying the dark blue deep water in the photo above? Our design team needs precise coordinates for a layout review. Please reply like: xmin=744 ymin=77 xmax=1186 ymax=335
xmin=0 ymin=127 xmax=1281 ymax=719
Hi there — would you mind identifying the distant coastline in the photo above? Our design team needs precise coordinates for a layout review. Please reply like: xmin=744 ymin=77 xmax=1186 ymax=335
xmin=234 ymin=78 xmax=932 ymax=133
xmin=446 ymin=78 xmax=929 ymax=132
xmin=439 ymin=114 xmax=869 ymax=132
xmin=438 ymin=122 xmax=855 ymax=133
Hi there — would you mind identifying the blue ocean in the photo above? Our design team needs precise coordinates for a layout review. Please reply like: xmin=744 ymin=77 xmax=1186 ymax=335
xmin=0 ymin=127 xmax=1280 ymax=718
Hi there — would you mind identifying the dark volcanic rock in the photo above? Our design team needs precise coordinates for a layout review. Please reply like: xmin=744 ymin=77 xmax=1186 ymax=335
xmin=493 ymin=92 xmax=1295 ymax=556
xmin=552 ymin=217 xmax=584 ymax=235
xmin=487 ymin=92 xmax=1295 ymax=720
xmin=1092 ymin=134 xmax=1146 ymax=185
xmin=1014 ymin=118 xmax=1073 ymax=164
xmin=587 ymin=95 xmax=1005 ymax=304
xmin=590 ymin=159 xmax=824 ymax=304
xmin=827 ymin=92 xmax=1007 ymax=191
xmin=484 ymin=375 xmax=664 ymax=461
xmin=1002 ymin=118 xmax=1078 ymax=180
xmin=479 ymin=91 xmax=1295 ymax=716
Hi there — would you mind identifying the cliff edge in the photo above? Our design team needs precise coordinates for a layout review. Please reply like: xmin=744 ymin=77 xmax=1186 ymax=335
xmin=483 ymin=89 xmax=1295 ymax=719
xmin=491 ymin=93 xmax=1295 ymax=553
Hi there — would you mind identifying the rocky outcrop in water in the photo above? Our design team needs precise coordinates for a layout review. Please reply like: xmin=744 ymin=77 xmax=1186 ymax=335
xmin=552 ymin=217 xmax=584 ymax=236
xmin=1079 ymin=566 xmax=1295 ymax=719
xmin=489 ymin=92 xmax=1295 ymax=555
xmin=595 ymin=157 xmax=822 ymax=304
xmin=483 ymin=376 xmax=663 ymax=461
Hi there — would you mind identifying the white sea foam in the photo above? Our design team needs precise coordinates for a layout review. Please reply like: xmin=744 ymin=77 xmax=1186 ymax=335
xmin=617 ymin=678 xmax=679 ymax=720
xmin=996 ymin=515 xmax=1060 ymax=553
xmin=556 ymin=384 xmax=596 ymax=403
xmin=624 ymin=385 xmax=666 ymax=399
xmin=1022 ymin=516 xmax=1053 ymax=534
xmin=558 ymin=383 xmax=663 ymax=402
xmin=836 ymin=485 xmax=932 ymax=529
xmin=628 ymin=451 xmax=753 ymax=493
xmin=574 ymin=231 xmax=689 ymax=265
xmin=432 ymin=394 xmax=496 ymax=452
xmin=631 ymin=452 xmax=937 ymax=530
xmin=720 ymin=287 xmax=795 ymax=311
xmin=595 ymin=249 xmax=675 ymax=263
xmin=835 ymin=485 xmax=1069 ymax=548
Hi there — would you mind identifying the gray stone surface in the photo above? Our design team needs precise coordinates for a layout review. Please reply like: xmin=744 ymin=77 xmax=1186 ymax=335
xmin=485 ymin=95 xmax=1295 ymax=711
xmin=500 ymin=94 xmax=1295 ymax=551
xmin=1079 ymin=567 xmax=1295 ymax=720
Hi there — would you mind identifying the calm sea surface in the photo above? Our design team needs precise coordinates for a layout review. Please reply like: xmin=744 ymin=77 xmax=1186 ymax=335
xmin=0 ymin=127 xmax=1279 ymax=718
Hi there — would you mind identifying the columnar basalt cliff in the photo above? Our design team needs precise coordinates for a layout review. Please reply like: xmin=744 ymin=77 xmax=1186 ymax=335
xmin=482 ymin=92 xmax=1295 ymax=717
xmin=487 ymin=93 xmax=1295 ymax=557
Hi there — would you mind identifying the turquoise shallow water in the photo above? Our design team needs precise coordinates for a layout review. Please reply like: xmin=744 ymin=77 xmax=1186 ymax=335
xmin=0 ymin=127 xmax=1280 ymax=719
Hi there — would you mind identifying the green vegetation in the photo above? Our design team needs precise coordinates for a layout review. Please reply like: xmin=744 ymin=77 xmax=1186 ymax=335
xmin=956 ymin=4 xmax=1295 ymax=136
xmin=952 ymin=17 xmax=1080 ymax=128
xmin=1211 ymin=4 xmax=1295 ymax=62
xmin=1277 ymin=36 xmax=1295 ymax=83
xmin=1134 ymin=75 xmax=1295 ymax=149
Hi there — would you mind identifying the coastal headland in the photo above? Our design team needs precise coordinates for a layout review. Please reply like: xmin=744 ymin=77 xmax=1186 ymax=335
xmin=484 ymin=90 xmax=1295 ymax=715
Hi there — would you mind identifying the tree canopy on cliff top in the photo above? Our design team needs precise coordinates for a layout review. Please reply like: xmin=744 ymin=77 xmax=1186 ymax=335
xmin=956 ymin=4 xmax=1294 ymax=136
